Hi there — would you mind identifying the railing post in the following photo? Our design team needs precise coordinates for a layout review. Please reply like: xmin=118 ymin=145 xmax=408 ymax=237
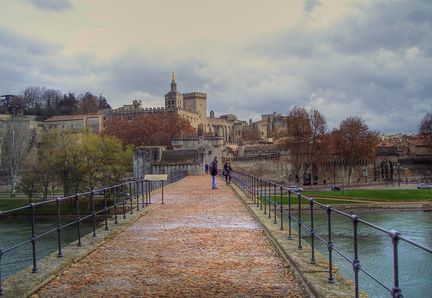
xmin=91 ymin=190 xmax=96 ymax=237
xmin=75 ymin=194 xmax=82 ymax=246
xmin=273 ymin=184 xmax=277 ymax=224
xmin=30 ymin=203 xmax=37 ymax=272
xmin=280 ymin=186 xmax=283 ymax=230
xmin=135 ymin=180 xmax=139 ymax=211
xmin=129 ymin=181 xmax=133 ymax=215
xmin=327 ymin=206 xmax=335 ymax=283
xmin=268 ymin=182 xmax=272 ymax=219
xmin=310 ymin=199 xmax=316 ymax=264
xmin=161 ymin=180 xmax=164 ymax=204
xmin=390 ymin=230 xmax=403 ymax=298
xmin=149 ymin=181 xmax=152 ymax=204
xmin=297 ymin=193 xmax=302 ymax=250
xmin=288 ymin=190 xmax=292 ymax=240
xmin=352 ymin=215 xmax=360 ymax=298
xmin=122 ymin=184 xmax=126 ymax=219
xmin=103 ymin=188 xmax=108 ymax=230
xmin=264 ymin=181 xmax=267 ymax=214
xmin=260 ymin=179 xmax=263 ymax=210
xmin=114 ymin=186 xmax=118 ymax=224
xmin=141 ymin=178 xmax=145 ymax=208
xmin=0 ymin=249 xmax=3 ymax=295
xmin=56 ymin=197 xmax=63 ymax=257
xmin=253 ymin=176 xmax=256 ymax=204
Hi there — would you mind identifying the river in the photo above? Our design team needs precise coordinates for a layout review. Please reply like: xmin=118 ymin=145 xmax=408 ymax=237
xmin=0 ymin=218 xmax=97 ymax=280
xmin=302 ymin=210 xmax=432 ymax=298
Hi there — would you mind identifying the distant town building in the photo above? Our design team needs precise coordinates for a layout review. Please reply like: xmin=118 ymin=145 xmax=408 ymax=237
xmin=42 ymin=114 xmax=105 ymax=134
xmin=107 ymin=73 xmax=242 ymax=143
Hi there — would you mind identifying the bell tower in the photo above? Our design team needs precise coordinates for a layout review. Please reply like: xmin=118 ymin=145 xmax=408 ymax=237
xmin=165 ymin=72 xmax=183 ymax=110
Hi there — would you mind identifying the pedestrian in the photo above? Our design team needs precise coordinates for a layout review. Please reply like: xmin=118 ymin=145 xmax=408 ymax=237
xmin=205 ymin=163 xmax=209 ymax=174
xmin=209 ymin=156 xmax=218 ymax=189
xmin=223 ymin=162 xmax=233 ymax=185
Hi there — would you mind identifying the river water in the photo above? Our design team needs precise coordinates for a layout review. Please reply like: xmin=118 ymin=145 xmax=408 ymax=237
xmin=302 ymin=210 xmax=432 ymax=298
xmin=0 ymin=218 xmax=96 ymax=280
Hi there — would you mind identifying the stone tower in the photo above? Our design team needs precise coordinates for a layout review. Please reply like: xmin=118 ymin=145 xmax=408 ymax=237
xmin=165 ymin=72 xmax=184 ymax=110
xmin=183 ymin=92 xmax=207 ymax=122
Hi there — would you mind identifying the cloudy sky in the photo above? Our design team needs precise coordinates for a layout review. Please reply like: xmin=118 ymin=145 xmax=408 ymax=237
xmin=1 ymin=0 xmax=431 ymax=133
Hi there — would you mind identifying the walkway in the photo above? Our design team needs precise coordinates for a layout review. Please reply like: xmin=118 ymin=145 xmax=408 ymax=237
xmin=35 ymin=175 xmax=307 ymax=297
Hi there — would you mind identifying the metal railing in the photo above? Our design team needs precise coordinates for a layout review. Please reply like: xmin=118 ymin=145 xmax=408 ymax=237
xmin=231 ymin=171 xmax=432 ymax=298
xmin=0 ymin=171 xmax=187 ymax=295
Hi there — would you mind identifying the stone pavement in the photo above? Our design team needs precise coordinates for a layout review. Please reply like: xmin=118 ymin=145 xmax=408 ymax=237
xmin=34 ymin=175 xmax=308 ymax=297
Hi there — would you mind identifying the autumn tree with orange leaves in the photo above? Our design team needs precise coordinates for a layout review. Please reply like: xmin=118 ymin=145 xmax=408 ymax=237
xmin=104 ymin=112 xmax=196 ymax=147
xmin=332 ymin=117 xmax=379 ymax=184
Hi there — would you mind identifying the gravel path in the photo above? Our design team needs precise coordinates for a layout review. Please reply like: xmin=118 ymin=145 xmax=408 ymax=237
xmin=35 ymin=175 xmax=308 ymax=297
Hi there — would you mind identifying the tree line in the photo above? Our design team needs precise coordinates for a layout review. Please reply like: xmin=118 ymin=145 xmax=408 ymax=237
xmin=1 ymin=86 xmax=111 ymax=120
xmin=20 ymin=130 xmax=132 ymax=200
xmin=284 ymin=107 xmax=431 ymax=185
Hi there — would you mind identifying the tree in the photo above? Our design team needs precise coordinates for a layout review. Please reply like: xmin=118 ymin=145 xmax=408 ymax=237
xmin=332 ymin=117 xmax=379 ymax=184
xmin=1 ymin=116 xmax=33 ymax=197
xmin=20 ymin=149 xmax=53 ymax=202
xmin=419 ymin=112 xmax=432 ymax=145
xmin=78 ymin=92 xmax=99 ymax=114
xmin=57 ymin=92 xmax=79 ymax=115
xmin=104 ymin=113 xmax=196 ymax=147
xmin=32 ymin=130 xmax=132 ymax=196
xmin=98 ymin=94 xmax=111 ymax=110
xmin=285 ymin=107 xmax=329 ymax=184
xmin=42 ymin=131 xmax=86 ymax=195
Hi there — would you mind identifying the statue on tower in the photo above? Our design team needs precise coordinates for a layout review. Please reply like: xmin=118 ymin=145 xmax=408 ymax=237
xmin=171 ymin=72 xmax=176 ymax=82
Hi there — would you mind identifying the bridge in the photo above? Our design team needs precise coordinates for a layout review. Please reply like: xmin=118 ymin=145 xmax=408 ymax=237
xmin=1 ymin=173 xmax=430 ymax=297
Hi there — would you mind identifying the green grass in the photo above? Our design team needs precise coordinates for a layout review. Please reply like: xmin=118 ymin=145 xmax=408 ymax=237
xmin=263 ymin=196 xmax=358 ymax=205
xmin=260 ymin=188 xmax=432 ymax=206
xmin=303 ymin=189 xmax=432 ymax=202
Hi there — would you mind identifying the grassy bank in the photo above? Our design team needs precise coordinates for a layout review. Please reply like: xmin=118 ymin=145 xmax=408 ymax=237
xmin=304 ymin=189 xmax=432 ymax=202
xmin=264 ymin=188 xmax=432 ymax=205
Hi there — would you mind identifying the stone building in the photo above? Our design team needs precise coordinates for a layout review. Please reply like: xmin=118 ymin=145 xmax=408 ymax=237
xmin=107 ymin=73 xmax=237 ymax=143
xmin=133 ymin=135 xmax=224 ymax=177
xmin=42 ymin=114 xmax=105 ymax=134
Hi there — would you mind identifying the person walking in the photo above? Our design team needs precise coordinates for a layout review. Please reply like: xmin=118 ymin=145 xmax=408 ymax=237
xmin=223 ymin=162 xmax=233 ymax=185
xmin=209 ymin=156 xmax=218 ymax=189
xmin=204 ymin=163 xmax=209 ymax=174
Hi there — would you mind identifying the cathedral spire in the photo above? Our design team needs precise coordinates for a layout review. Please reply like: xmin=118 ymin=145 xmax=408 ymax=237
xmin=171 ymin=71 xmax=177 ymax=91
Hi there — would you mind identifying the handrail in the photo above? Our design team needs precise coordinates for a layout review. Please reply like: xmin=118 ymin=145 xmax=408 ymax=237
xmin=231 ymin=170 xmax=431 ymax=298
xmin=0 ymin=170 xmax=188 ymax=295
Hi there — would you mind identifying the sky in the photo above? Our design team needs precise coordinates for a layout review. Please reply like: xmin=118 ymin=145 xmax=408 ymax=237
xmin=0 ymin=0 xmax=431 ymax=133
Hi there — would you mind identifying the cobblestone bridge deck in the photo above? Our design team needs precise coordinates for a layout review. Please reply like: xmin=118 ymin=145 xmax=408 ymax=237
xmin=35 ymin=175 xmax=307 ymax=297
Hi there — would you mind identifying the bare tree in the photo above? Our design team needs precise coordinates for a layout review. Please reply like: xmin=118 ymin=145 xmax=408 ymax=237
xmin=285 ymin=107 xmax=329 ymax=184
xmin=1 ymin=115 xmax=33 ymax=197
xmin=333 ymin=117 xmax=379 ymax=184
xmin=419 ymin=112 xmax=432 ymax=145
xmin=286 ymin=107 xmax=309 ymax=183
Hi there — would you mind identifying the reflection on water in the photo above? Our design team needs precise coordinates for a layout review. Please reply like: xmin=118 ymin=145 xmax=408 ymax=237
xmin=302 ymin=211 xmax=432 ymax=298
xmin=0 ymin=218 xmax=97 ymax=279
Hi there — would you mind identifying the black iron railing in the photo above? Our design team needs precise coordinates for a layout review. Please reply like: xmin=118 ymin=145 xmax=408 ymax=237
xmin=231 ymin=171 xmax=431 ymax=298
xmin=0 ymin=171 xmax=187 ymax=295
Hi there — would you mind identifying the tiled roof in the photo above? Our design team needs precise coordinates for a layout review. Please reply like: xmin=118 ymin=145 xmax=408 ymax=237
xmin=44 ymin=114 xmax=101 ymax=122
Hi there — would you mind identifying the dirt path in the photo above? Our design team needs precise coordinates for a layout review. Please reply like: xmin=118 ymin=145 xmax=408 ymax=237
xmin=34 ymin=175 xmax=307 ymax=297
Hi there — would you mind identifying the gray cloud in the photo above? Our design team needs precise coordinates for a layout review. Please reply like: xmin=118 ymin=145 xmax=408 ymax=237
xmin=303 ymin=0 xmax=321 ymax=13
xmin=26 ymin=0 xmax=73 ymax=11
xmin=1 ymin=1 xmax=431 ymax=134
